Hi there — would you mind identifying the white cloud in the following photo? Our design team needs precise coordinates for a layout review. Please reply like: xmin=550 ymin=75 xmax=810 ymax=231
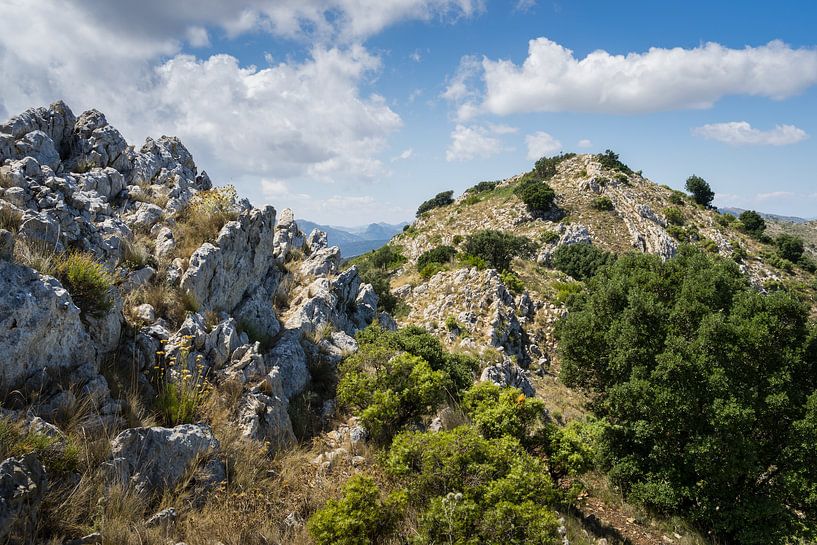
xmin=392 ymin=148 xmax=414 ymax=161
xmin=487 ymin=123 xmax=518 ymax=135
xmin=441 ymin=55 xmax=482 ymax=104
xmin=410 ymin=50 xmax=422 ymax=62
xmin=577 ymin=138 xmax=593 ymax=148
xmin=186 ymin=26 xmax=211 ymax=47
xmin=756 ymin=191 xmax=796 ymax=201
xmin=514 ymin=0 xmax=536 ymax=12
xmin=446 ymin=38 xmax=817 ymax=115
xmin=525 ymin=131 xmax=562 ymax=159
xmin=446 ymin=124 xmax=504 ymax=161
xmin=692 ymin=121 xmax=808 ymax=146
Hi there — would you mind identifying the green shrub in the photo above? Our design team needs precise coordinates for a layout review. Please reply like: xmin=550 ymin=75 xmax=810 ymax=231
xmin=500 ymin=270 xmax=525 ymax=294
xmin=514 ymin=178 xmax=556 ymax=214
xmin=551 ymin=243 xmax=616 ymax=281
xmin=463 ymin=230 xmax=535 ymax=271
xmin=596 ymin=149 xmax=632 ymax=174
xmin=452 ymin=234 xmax=464 ymax=245
xmin=416 ymin=190 xmax=454 ymax=216
xmin=533 ymin=153 xmax=575 ymax=180
xmin=542 ymin=419 xmax=602 ymax=477
xmin=799 ymin=254 xmax=817 ymax=273
xmin=153 ymin=338 xmax=211 ymax=426
xmin=417 ymin=245 xmax=456 ymax=270
xmin=553 ymin=280 xmax=583 ymax=305
xmin=540 ymin=230 xmax=559 ymax=244
xmin=698 ymin=238 xmax=718 ymax=253
xmin=418 ymin=262 xmax=445 ymax=280
xmin=669 ymin=191 xmax=687 ymax=206
xmin=308 ymin=475 xmax=406 ymax=545
xmin=56 ymin=252 xmax=114 ymax=318
xmin=739 ymin=210 xmax=766 ymax=236
xmin=663 ymin=206 xmax=685 ymax=226
xmin=444 ymin=315 xmax=462 ymax=333
xmin=466 ymin=180 xmax=500 ymax=194
xmin=359 ymin=269 xmax=398 ymax=313
xmin=591 ymin=196 xmax=614 ymax=211
xmin=716 ymin=212 xmax=735 ymax=226
xmin=368 ymin=244 xmax=406 ymax=271
xmin=776 ymin=234 xmax=805 ymax=262
xmin=767 ymin=253 xmax=794 ymax=273
xmin=462 ymin=382 xmax=545 ymax=441
xmin=685 ymin=174 xmax=714 ymax=206
xmin=457 ymin=252 xmax=488 ymax=270
xmin=556 ymin=245 xmax=817 ymax=544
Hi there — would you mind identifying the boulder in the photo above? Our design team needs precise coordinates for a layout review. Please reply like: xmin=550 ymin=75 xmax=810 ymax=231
xmin=181 ymin=206 xmax=276 ymax=312
xmin=236 ymin=369 xmax=295 ymax=451
xmin=109 ymin=424 xmax=222 ymax=495
xmin=0 ymin=229 xmax=13 ymax=260
xmin=265 ymin=329 xmax=309 ymax=399
xmin=0 ymin=454 xmax=48 ymax=541
xmin=480 ymin=359 xmax=535 ymax=397
xmin=0 ymin=261 xmax=95 ymax=388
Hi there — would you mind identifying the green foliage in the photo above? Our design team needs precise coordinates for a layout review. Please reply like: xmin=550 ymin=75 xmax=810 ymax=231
xmin=541 ymin=419 xmax=602 ymax=477
xmin=308 ymin=474 xmax=406 ymax=545
xmin=500 ymin=270 xmax=525 ymax=294
xmin=353 ymin=244 xmax=406 ymax=314
xmin=666 ymin=224 xmax=700 ymax=243
xmin=387 ymin=426 xmax=560 ymax=544
xmin=556 ymin=245 xmax=817 ymax=544
xmin=766 ymin=253 xmax=795 ymax=273
xmin=444 ymin=315 xmax=462 ymax=333
xmin=596 ymin=149 xmax=632 ymax=174
xmin=533 ymin=152 xmax=576 ymax=180
xmin=540 ymin=230 xmax=559 ymax=244
xmin=514 ymin=178 xmax=556 ymax=213
xmin=417 ymin=190 xmax=454 ymax=216
xmin=669 ymin=191 xmax=687 ymax=206
xmin=338 ymin=325 xmax=477 ymax=442
xmin=685 ymin=174 xmax=714 ymax=206
xmin=776 ymin=233 xmax=805 ymax=262
xmin=551 ymin=243 xmax=616 ymax=281
xmin=0 ymin=419 xmax=81 ymax=476
xmin=56 ymin=252 xmax=114 ymax=318
xmin=663 ymin=206 xmax=685 ymax=226
xmin=418 ymin=261 xmax=446 ymax=280
xmin=552 ymin=280 xmax=583 ymax=305
xmin=417 ymin=245 xmax=456 ymax=270
xmin=716 ymin=212 xmax=736 ymax=226
xmin=153 ymin=338 xmax=211 ymax=426
xmin=591 ymin=196 xmax=614 ymax=211
xmin=800 ymin=254 xmax=817 ymax=273
xmin=457 ymin=252 xmax=488 ymax=270
xmin=466 ymin=180 xmax=500 ymax=194
xmin=463 ymin=229 xmax=535 ymax=272
xmin=462 ymin=382 xmax=545 ymax=441
xmin=739 ymin=210 xmax=766 ymax=236
xmin=452 ymin=234 xmax=464 ymax=245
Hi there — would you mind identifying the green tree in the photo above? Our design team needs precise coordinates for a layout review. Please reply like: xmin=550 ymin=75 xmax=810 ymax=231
xmin=514 ymin=179 xmax=556 ymax=213
xmin=556 ymin=245 xmax=817 ymax=544
xmin=776 ymin=233 xmax=805 ymax=262
xmin=739 ymin=210 xmax=766 ymax=236
xmin=463 ymin=230 xmax=535 ymax=272
xmin=416 ymin=190 xmax=454 ymax=216
xmin=551 ymin=243 xmax=616 ymax=281
xmin=685 ymin=175 xmax=714 ymax=206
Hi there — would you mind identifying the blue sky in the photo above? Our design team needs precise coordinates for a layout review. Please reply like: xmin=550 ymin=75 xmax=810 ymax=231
xmin=1 ymin=1 xmax=816 ymax=223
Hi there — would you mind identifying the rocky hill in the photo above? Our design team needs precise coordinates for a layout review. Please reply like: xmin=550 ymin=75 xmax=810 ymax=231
xmin=1 ymin=102 xmax=814 ymax=545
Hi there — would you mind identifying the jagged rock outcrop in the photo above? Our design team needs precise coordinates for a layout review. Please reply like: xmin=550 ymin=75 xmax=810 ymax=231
xmin=109 ymin=424 xmax=222 ymax=495
xmin=480 ymin=359 xmax=536 ymax=397
xmin=0 ymin=260 xmax=95 ymax=388
xmin=236 ymin=368 xmax=296 ymax=450
xmin=0 ymin=454 xmax=48 ymax=541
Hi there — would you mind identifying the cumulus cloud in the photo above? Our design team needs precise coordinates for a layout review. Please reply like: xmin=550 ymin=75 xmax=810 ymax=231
xmin=0 ymin=0 xmax=487 ymax=189
xmin=445 ymin=37 xmax=817 ymax=116
xmin=446 ymin=124 xmax=505 ymax=161
xmin=692 ymin=121 xmax=808 ymax=146
xmin=577 ymin=139 xmax=593 ymax=148
xmin=525 ymin=131 xmax=561 ymax=159
xmin=392 ymin=148 xmax=414 ymax=161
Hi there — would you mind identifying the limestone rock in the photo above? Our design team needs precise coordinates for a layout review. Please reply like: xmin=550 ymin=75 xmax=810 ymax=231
xmin=181 ymin=206 xmax=276 ymax=312
xmin=480 ymin=359 xmax=536 ymax=397
xmin=0 ymin=229 xmax=13 ymax=260
xmin=236 ymin=369 xmax=295 ymax=450
xmin=109 ymin=424 xmax=221 ymax=495
xmin=265 ymin=329 xmax=309 ymax=399
xmin=0 ymin=261 xmax=95 ymax=388
xmin=0 ymin=454 xmax=48 ymax=541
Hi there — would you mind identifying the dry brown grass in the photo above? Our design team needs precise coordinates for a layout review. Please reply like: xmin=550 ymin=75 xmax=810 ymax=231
xmin=0 ymin=203 xmax=23 ymax=233
xmin=171 ymin=186 xmax=239 ymax=261
xmin=13 ymin=237 xmax=62 ymax=276
xmin=124 ymin=282 xmax=190 ymax=328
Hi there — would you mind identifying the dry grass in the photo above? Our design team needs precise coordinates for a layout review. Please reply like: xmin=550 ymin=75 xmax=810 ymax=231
xmin=13 ymin=237 xmax=62 ymax=276
xmin=171 ymin=186 xmax=239 ymax=261
xmin=124 ymin=282 xmax=190 ymax=328
xmin=0 ymin=203 xmax=23 ymax=232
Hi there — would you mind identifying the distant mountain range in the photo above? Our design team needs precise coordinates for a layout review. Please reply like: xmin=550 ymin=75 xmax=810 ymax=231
xmin=719 ymin=207 xmax=815 ymax=225
xmin=297 ymin=219 xmax=408 ymax=257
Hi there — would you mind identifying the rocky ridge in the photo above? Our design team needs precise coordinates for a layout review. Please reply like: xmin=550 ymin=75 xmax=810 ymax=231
xmin=0 ymin=101 xmax=382 ymax=535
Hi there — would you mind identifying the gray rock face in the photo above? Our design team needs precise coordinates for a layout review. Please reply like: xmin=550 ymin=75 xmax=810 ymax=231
xmin=300 ymin=245 xmax=341 ymax=277
xmin=65 ymin=109 xmax=132 ymax=173
xmin=0 ymin=261 xmax=95 ymax=388
xmin=0 ymin=454 xmax=48 ymax=541
xmin=265 ymin=329 xmax=309 ymax=399
xmin=233 ymin=287 xmax=281 ymax=343
xmin=14 ymin=130 xmax=60 ymax=170
xmin=236 ymin=368 xmax=295 ymax=451
xmin=109 ymin=424 xmax=221 ymax=495
xmin=480 ymin=359 xmax=536 ymax=397
xmin=0 ymin=229 xmax=13 ymax=260
xmin=181 ymin=206 xmax=276 ymax=312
